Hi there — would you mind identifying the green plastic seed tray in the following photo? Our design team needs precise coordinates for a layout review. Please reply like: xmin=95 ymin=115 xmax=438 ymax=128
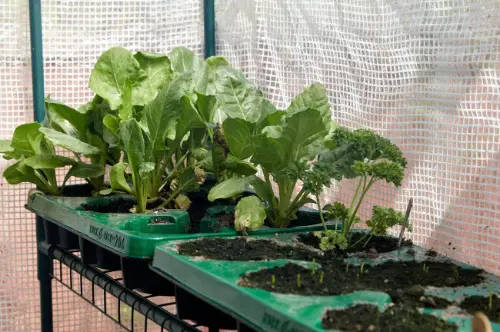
xmin=151 ymin=231 xmax=500 ymax=332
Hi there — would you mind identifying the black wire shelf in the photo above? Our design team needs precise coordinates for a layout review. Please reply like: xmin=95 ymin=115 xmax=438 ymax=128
xmin=49 ymin=246 xmax=202 ymax=332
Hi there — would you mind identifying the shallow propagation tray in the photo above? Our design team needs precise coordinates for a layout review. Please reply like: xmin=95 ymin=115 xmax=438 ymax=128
xmin=151 ymin=231 xmax=500 ymax=332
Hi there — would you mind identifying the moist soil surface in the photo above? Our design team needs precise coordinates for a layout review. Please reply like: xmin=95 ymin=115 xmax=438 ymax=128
xmin=321 ymin=304 xmax=458 ymax=332
xmin=178 ymin=237 xmax=324 ymax=262
xmin=239 ymin=261 xmax=483 ymax=307
xmin=298 ymin=232 xmax=413 ymax=256
xmin=460 ymin=294 xmax=500 ymax=322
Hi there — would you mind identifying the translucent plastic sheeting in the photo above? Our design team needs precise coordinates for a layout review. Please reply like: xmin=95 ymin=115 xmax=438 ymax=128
xmin=215 ymin=0 xmax=500 ymax=275
xmin=0 ymin=1 xmax=203 ymax=331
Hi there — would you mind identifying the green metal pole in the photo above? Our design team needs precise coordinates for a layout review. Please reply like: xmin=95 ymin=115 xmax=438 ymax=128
xmin=29 ymin=1 xmax=52 ymax=331
xmin=204 ymin=0 xmax=216 ymax=58
xmin=29 ymin=0 xmax=45 ymax=123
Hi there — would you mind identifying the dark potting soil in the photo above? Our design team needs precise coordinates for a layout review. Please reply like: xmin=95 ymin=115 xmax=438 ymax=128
xmin=177 ymin=237 xmax=324 ymax=262
xmin=215 ymin=213 xmax=235 ymax=232
xmin=81 ymin=197 xmax=167 ymax=213
xmin=460 ymin=294 xmax=500 ymax=323
xmin=321 ymin=304 xmax=457 ymax=332
xmin=239 ymin=261 xmax=483 ymax=305
xmin=298 ymin=232 xmax=413 ymax=256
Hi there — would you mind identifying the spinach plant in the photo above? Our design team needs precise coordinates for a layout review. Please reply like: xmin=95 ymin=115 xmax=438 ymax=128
xmin=0 ymin=123 xmax=104 ymax=195
xmin=90 ymin=47 xmax=229 ymax=212
xmin=208 ymin=75 xmax=336 ymax=229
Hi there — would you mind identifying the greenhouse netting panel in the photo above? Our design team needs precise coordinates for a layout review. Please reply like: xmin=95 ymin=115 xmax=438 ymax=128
xmin=0 ymin=0 xmax=204 ymax=331
xmin=215 ymin=0 xmax=500 ymax=275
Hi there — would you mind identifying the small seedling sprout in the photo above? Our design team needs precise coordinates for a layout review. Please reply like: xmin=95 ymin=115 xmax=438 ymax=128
xmin=312 ymin=259 xmax=316 ymax=276
xmin=296 ymin=274 xmax=301 ymax=288
xmin=425 ymin=265 xmax=429 ymax=274
xmin=451 ymin=265 xmax=459 ymax=279
xmin=360 ymin=263 xmax=365 ymax=274
xmin=346 ymin=263 xmax=349 ymax=273
xmin=422 ymin=263 xmax=427 ymax=272
xmin=319 ymin=271 xmax=324 ymax=285
xmin=271 ymin=274 xmax=276 ymax=289
xmin=357 ymin=273 xmax=360 ymax=281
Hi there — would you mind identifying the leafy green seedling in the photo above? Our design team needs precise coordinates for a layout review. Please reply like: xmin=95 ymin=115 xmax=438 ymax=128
xmin=311 ymin=259 xmax=316 ymax=276
xmin=271 ymin=275 xmax=276 ymax=290
xmin=296 ymin=274 xmax=301 ymax=288
xmin=319 ymin=271 xmax=324 ymax=285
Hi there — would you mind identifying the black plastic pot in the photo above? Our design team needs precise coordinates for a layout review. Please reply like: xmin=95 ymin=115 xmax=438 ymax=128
xmin=78 ymin=237 xmax=98 ymax=265
xmin=121 ymin=257 xmax=175 ymax=295
xmin=175 ymin=287 xmax=237 ymax=329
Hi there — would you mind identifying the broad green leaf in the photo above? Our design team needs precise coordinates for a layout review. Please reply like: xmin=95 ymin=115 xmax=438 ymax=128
xmin=177 ymin=167 xmax=198 ymax=192
xmin=0 ymin=139 xmax=22 ymax=160
xmin=256 ymin=100 xmax=285 ymax=132
xmin=0 ymin=140 xmax=12 ymax=153
xmin=234 ymin=196 xmax=266 ymax=232
xmin=63 ymin=163 xmax=105 ymax=186
xmin=40 ymin=128 xmax=101 ymax=155
xmin=2 ymin=160 xmax=45 ymax=187
xmin=24 ymin=155 xmax=75 ymax=169
xmin=119 ymin=119 xmax=146 ymax=192
xmin=250 ymin=135 xmax=286 ymax=173
xmin=195 ymin=56 xmax=229 ymax=95
xmin=119 ymin=119 xmax=145 ymax=166
xmin=143 ymin=73 xmax=192 ymax=153
xmin=134 ymin=51 xmax=173 ymax=105
xmin=45 ymin=99 xmax=88 ymax=138
xmin=89 ymin=47 xmax=146 ymax=110
xmin=221 ymin=154 xmax=257 ymax=176
xmin=139 ymin=162 xmax=155 ymax=179
xmin=287 ymin=83 xmax=331 ymax=124
xmin=10 ymin=123 xmax=45 ymax=156
xmin=109 ymin=162 xmax=133 ymax=193
xmin=176 ymin=96 xmax=206 ymax=143
xmin=169 ymin=47 xmax=204 ymax=76
xmin=103 ymin=114 xmax=120 ymax=134
xmin=248 ymin=175 xmax=275 ymax=204
xmin=118 ymin=80 xmax=133 ymax=120
xmin=207 ymin=177 xmax=250 ymax=202
xmin=222 ymin=118 xmax=255 ymax=159
xmin=195 ymin=93 xmax=218 ymax=123
xmin=215 ymin=67 xmax=263 ymax=123
xmin=279 ymin=108 xmax=326 ymax=162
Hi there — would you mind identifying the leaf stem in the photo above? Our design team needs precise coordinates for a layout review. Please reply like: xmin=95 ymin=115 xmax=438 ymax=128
xmin=315 ymin=194 xmax=328 ymax=233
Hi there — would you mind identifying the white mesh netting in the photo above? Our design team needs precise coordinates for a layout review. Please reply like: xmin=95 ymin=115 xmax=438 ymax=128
xmin=0 ymin=0 xmax=499 ymax=331
xmin=215 ymin=0 xmax=500 ymax=275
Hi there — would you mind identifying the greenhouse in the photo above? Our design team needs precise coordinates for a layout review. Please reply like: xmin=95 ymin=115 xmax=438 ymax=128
xmin=0 ymin=0 xmax=499 ymax=331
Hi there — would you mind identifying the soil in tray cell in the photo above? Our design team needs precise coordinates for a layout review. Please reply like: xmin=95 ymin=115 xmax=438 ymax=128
xmin=460 ymin=294 xmax=500 ymax=323
xmin=178 ymin=237 xmax=324 ymax=262
xmin=321 ymin=304 xmax=458 ymax=332
xmin=239 ymin=261 xmax=483 ymax=308
xmin=82 ymin=198 xmax=136 ymax=213
xmin=298 ymin=232 xmax=413 ymax=256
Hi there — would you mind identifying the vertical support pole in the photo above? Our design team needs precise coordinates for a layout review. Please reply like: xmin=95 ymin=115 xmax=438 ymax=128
xmin=29 ymin=0 xmax=45 ymax=123
xmin=29 ymin=1 xmax=52 ymax=331
xmin=204 ymin=0 xmax=216 ymax=59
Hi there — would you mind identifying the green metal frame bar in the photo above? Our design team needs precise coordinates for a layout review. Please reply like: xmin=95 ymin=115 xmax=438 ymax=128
xmin=29 ymin=1 xmax=52 ymax=331
xmin=204 ymin=0 xmax=216 ymax=58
